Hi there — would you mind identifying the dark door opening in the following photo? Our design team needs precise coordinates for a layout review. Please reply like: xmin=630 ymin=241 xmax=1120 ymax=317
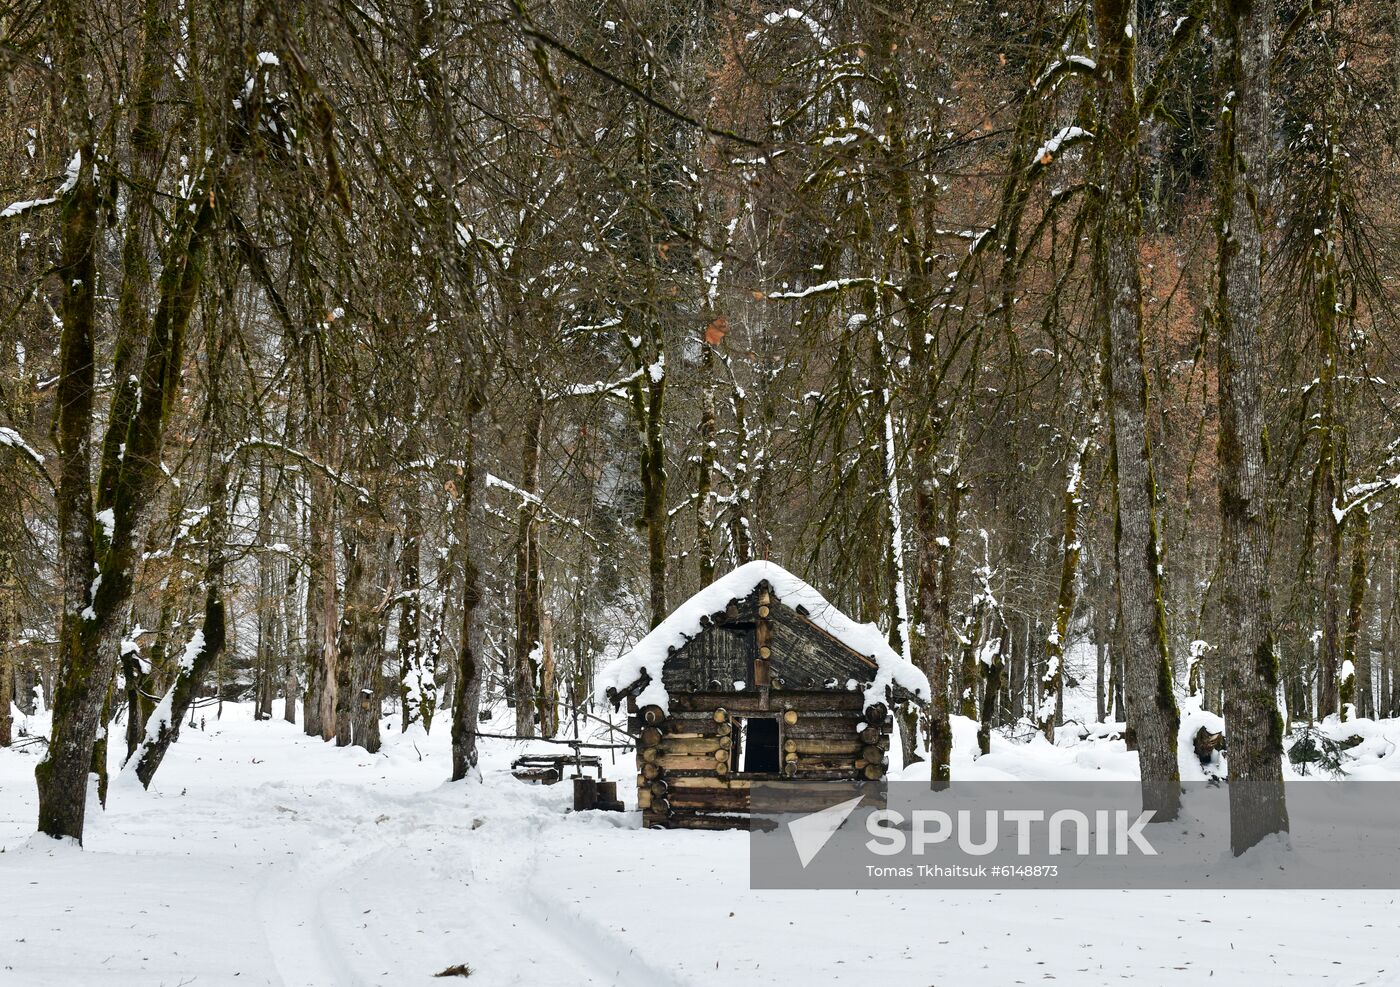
xmin=736 ymin=716 xmax=780 ymax=773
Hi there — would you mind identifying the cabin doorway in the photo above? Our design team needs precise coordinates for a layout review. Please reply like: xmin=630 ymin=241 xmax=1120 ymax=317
xmin=734 ymin=716 xmax=780 ymax=773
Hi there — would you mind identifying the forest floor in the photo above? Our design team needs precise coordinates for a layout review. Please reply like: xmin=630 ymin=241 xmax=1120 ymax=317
xmin=2 ymin=701 xmax=1399 ymax=986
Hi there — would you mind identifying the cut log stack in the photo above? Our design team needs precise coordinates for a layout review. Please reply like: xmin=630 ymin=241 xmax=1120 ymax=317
xmin=755 ymin=590 xmax=772 ymax=687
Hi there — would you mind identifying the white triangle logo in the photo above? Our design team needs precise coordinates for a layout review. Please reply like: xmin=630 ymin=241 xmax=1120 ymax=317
xmin=787 ymin=795 xmax=865 ymax=868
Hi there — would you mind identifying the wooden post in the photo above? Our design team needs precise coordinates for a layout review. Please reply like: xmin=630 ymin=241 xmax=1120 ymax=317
xmin=572 ymin=776 xmax=598 ymax=811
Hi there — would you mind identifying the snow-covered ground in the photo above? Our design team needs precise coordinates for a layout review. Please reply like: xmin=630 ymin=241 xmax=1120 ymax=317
xmin=3 ymin=701 xmax=1399 ymax=986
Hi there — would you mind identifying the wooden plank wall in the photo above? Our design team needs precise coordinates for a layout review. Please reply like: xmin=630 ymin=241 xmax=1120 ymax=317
xmin=632 ymin=691 xmax=891 ymax=830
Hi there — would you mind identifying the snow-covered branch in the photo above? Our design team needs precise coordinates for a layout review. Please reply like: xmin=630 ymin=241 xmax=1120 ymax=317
xmin=0 ymin=426 xmax=55 ymax=492
xmin=0 ymin=151 xmax=82 ymax=220
xmin=766 ymin=277 xmax=900 ymax=300
xmin=484 ymin=473 xmax=595 ymax=542
xmin=231 ymin=439 xmax=371 ymax=501
xmin=548 ymin=365 xmax=644 ymax=401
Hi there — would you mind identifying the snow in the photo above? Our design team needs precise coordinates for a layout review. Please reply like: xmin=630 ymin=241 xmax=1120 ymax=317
xmin=596 ymin=560 xmax=930 ymax=712
xmin=0 ymin=196 xmax=57 ymax=218
xmin=878 ymin=328 xmax=911 ymax=669
xmin=766 ymin=277 xmax=897 ymax=300
xmin=0 ymin=425 xmax=45 ymax=464
xmin=5 ymin=703 xmax=1400 ymax=984
xmin=3 ymin=152 xmax=84 ymax=218
xmin=1031 ymin=126 xmax=1091 ymax=163
xmin=1177 ymin=698 xmax=1227 ymax=780
xmin=80 ymin=574 xmax=101 ymax=622
xmin=1031 ymin=55 xmax=1096 ymax=91
xmin=553 ymin=365 xmax=644 ymax=400
xmin=747 ymin=8 xmax=831 ymax=48
xmin=95 ymin=507 xmax=115 ymax=544
xmin=57 ymin=150 xmax=82 ymax=193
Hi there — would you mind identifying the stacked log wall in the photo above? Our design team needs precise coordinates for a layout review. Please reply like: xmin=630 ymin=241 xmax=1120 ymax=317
xmin=632 ymin=691 xmax=890 ymax=830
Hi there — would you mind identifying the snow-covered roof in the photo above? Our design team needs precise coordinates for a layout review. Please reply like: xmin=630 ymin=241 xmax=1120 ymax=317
xmin=596 ymin=560 xmax=930 ymax=713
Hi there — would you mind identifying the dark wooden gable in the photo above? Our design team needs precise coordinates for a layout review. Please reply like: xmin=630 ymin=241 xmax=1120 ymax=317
xmin=766 ymin=603 xmax=877 ymax=688
xmin=658 ymin=582 xmax=878 ymax=693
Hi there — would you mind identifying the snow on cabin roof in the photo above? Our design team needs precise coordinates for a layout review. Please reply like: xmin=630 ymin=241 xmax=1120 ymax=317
xmin=596 ymin=560 xmax=930 ymax=713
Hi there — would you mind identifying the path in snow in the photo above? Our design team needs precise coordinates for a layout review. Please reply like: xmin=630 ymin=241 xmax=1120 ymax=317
xmin=2 ymin=704 xmax=1398 ymax=985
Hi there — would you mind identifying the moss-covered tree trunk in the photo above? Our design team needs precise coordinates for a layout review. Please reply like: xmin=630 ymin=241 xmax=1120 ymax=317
xmin=1096 ymin=0 xmax=1181 ymax=819
xmin=129 ymin=399 xmax=231 ymax=788
xmin=1214 ymin=0 xmax=1290 ymax=855
xmin=0 ymin=541 xmax=14 ymax=747
xmin=1312 ymin=91 xmax=1347 ymax=722
xmin=1040 ymin=439 xmax=1091 ymax=741
xmin=40 ymin=21 xmax=216 ymax=836
xmin=33 ymin=0 xmax=103 ymax=842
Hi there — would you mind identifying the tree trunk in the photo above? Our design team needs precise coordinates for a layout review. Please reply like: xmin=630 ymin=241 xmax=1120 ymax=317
xmin=1313 ymin=90 xmax=1346 ymax=721
xmin=627 ymin=328 xmax=668 ymax=629
xmin=1342 ymin=511 xmax=1371 ymax=719
xmin=451 ymin=403 xmax=485 ymax=781
xmin=874 ymin=331 xmax=917 ymax=767
xmin=399 ymin=476 xmax=423 ymax=731
xmin=915 ymin=461 xmax=961 ymax=788
xmin=513 ymin=395 xmax=543 ymax=737
xmin=1093 ymin=581 xmax=1110 ymax=723
xmin=33 ymin=0 xmax=103 ymax=841
xmin=1097 ymin=0 xmax=1181 ymax=819
xmin=129 ymin=455 xmax=230 ymax=787
xmin=696 ymin=341 xmax=718 ymax=586
xmin=1214 ymin=0 xmax=1290 ymax=855
xmin=728 ymin=381 xmax=754 ymax=566
xmin=1040 ymin=439 xmax=1091 ymax=740
xmin=303 ymin=468 xmax=335 ymax=738
xmin=977 ymin=628 xmax=1007 ymax=755
xmin=0 ymin=542 xmax=14 ymax=747
xmin=338 ymin=502 xmax=385 ymax=753
xmin=255 ymin=476 xmax=277 ymax=722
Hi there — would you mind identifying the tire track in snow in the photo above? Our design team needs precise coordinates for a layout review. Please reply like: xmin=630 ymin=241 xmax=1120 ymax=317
xmin=248 ymin=777 xmax=687 ymax=986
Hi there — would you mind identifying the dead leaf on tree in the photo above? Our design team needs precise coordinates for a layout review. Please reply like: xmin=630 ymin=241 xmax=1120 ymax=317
xmin=705 ymin=316 xmax=729 ymax=346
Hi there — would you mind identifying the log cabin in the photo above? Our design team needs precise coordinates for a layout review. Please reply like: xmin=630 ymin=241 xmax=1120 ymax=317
xmin=598 ymin=561 xmax=930 ymax=830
